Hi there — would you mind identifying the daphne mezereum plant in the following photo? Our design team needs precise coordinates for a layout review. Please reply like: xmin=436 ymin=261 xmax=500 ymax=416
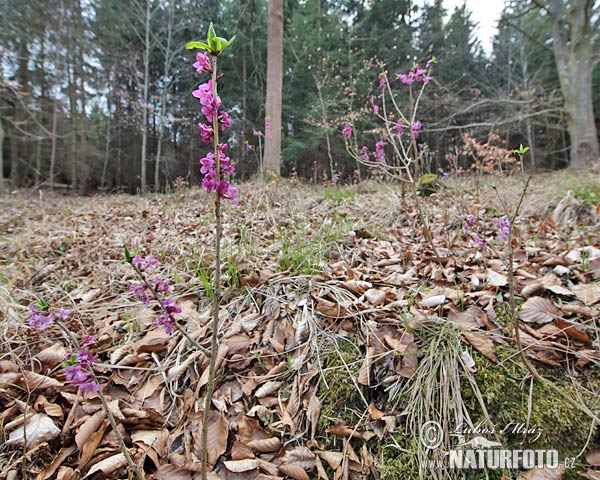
xmin=186 ymin=23 xmax=236 ymax=480
xmin=342 ymin=58 xmax=440 ymax=257
xmin=26 ymin=302 xmax=144 ymax=479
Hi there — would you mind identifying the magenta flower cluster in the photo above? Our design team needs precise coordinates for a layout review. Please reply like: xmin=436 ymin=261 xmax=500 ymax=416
xmin=130 ymin=255 xmax=181 ymax=334
xmin=64 ymin=336 xmax=99 ymax=393
xmin=192 ymin=54 xmax=238 ymax=204
xmin=463 ymin=214 xmax=511 ymax=249
xmin=27 ymin=305 xmax=71 ymax=330
xmin=398 ymin=63 xmax=432 ymax=85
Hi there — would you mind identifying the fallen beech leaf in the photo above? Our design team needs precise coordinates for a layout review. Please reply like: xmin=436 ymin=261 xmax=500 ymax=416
xmin=278 ymin=464 xmax=310 ymax=480
xmin=36 ymin=446 xmax=76 ymax=480
xmin=519 ymin=297 xmax=559 ymax=324
xmin=461 ymin=331 xmax=497 ymax=362
xmin=419 ymin=294 xmax=446 ymax=308
xmin=192 ymin=411 xmax=229 ymax=466
xmin=516 ymin=465 xmax=565 ymax=479
xmin=555 ymin=318 xmax=591 ymax=344
xmin=76 ymin=410 xmax=106 ymax=451
xmin=247 ymin=437 xmax=282 ymax=453
xmin=316 ymin=298 xmax=347 ymax=318
xmin=571 ymin=283 xmax=600 ymax=306
xmin=22 ymin=371 xmax=63 ymax=390
xmin=255 ymin=381 xmax=283 ymax=398
xmin=368 ymin=403 xmax=384 ymax=420
xmin=223 ymin=459 xmax=260 ymax=472
xmin=364 ymin=288 xmax=387 ymax=306
xmin=7 ymin=413 xmax=60 ymax=449
xmin=340 ymin=280 xmax=372 ymax=295
xmin=84 ymin=453 xmax=127 ymax=478
xmin=586 ymin=448 xmax=600 ymax=466
xmin=486 ymin=270 xmax=507 ymax=287
xmin=153 ymin=464 xmax=193 ymax=480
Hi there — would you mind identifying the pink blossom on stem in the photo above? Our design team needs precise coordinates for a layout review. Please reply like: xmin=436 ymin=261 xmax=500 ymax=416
xmin=375 ymin=141 xmax=386 ymax=165
xmin=378 ymin=72 xmax=387 ymax=90
xmin=193 ymin=52 xmax=212 ymax=75
xmin=219 ymin=111 xmax=231 ymax=131
xmin=342 ymin=123 xmax=352 ymax=138
xmin=198 ymin=123 xmax=213 ymax=143
xmin=411 ymin=121 xmax=422 ymax=138
xmin=360 ymin=146 xmax=370 ymax=162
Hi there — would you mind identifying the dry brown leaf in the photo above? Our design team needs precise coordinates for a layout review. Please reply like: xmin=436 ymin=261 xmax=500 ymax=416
xmin=571 ymin=283 xmax=600 ymax=306
xmin=255 ymin=381 xmax=283 ymax=398
xmin=340 ymin=280 xmax=372 ymax=295
xmin=586 ymin=448 xmax=600 ymax=466
xmin=278 ymin=464 xmax=311 ymax=480
xmin=223 ymin=459 xmax=261 ymax=472
xmin=56 ymin=467 xmax=77 ymax=480
xmin=368 ymin=403 xmax=384 ymax=420
xmin=516 ymin=465 xmax=565 ymax=479
xmin=555 ymin=318 xmax=591 ymax=344
xmin=22 ymin=371 xmax=63 ymax=390
xmin=519 ymin=297 xmax=559 ymax=324
xmin=83 ymin=452 xmax=127 ymax=478
xmin=364 ymin=288 xmax=387 ymax=306
xmin=6 ymin=413 xmax=60 ymax=449
xmin=35 ymin=343 xmax=68 ymax=368
xmin=247 ymin=437 xmax=282 ymax=453
xmin=75 ymin=410 xmax=106 ymax=451
xmin=316 ymin=298 xmax=347 ymax=318
xmin=36 ymin=446 xmax=76 ymax=480
xmin=192 ymin=410 xmax=229 ymax=466
xmin=460 ymin=331 xmax=498 ymax=362
xmin=153 ymin=464 xmax=193 ymax=480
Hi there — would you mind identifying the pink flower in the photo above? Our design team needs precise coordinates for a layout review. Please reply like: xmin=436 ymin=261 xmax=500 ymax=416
xmin=360 ymin=146 xmax=370 ymax=162
xmin=252 ymin=130 xmax=262 ymax=137
xmin=494 ymin=216 xmax=510 ymax=240
xmin=411 ymin=121 xmax=422 ymax=139
xmin=27 ymin=306 xmax=54 ymax=330
xmin=198 ymin=123 xmax=213 ymax=143
xmin=375 ymin=141 xmax=386 ymax=165
xmin=193 ymin=52 xmax=212 ymax=75
xmin=378 ymin=72 xmax=387 ymax=90
xmin=371 ymin=97 xmax=380 ymax=115
xmin=219 ymin=111 xmax=231 ymax=131
xmin=395 ymin=122 xmax=404 ymax=137
xmin=399 ymin=73 xmax=414 ymax=85
xmin=152 ymin=277 xmax=171 ymax=294
xmin=342 ymin=123 xmax=352 ymax=138
xmin=473 ymin=234 xmax=487 ymax=249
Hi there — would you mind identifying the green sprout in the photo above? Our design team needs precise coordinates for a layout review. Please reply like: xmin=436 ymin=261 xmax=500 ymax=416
xmin=186 ymin=23 xmax=235 ymax=55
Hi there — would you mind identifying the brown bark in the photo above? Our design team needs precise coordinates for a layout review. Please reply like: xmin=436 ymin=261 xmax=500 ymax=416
xmin=263 ymin=0 xmax=283 ymax=176
xmin=538 ymin=0 xmax=600 ymax=169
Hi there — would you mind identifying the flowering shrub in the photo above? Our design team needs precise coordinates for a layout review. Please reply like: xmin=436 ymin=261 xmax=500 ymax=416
xmin=342 ymin=58 xmax=435 ymax=182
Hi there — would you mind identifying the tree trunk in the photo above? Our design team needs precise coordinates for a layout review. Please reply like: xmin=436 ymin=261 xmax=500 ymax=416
xmin=140 ymin=0 xmax=151 ymax=193
xmin=0 ymin=117 xmax=4 ymax=195
xmin=545 ymin=0 xmax=599 ymax=169
xmin=558 ymin=57 xmax=598 ymax=169
xmin=49 ymin=100 xmax=57 ymax=190
xmin=263 ymin=0 xmax=283 ymax=176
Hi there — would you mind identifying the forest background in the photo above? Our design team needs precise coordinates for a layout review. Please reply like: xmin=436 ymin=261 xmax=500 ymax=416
xmin=1 ymin=0 xmax=599 ymax=194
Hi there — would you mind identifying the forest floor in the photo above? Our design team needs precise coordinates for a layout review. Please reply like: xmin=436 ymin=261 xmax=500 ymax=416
xmin=1 ymin=171 xmax=600 ymax=480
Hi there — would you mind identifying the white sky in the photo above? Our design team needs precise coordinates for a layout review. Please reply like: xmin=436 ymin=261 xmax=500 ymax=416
xmin=442 ymin=0 xmax=506 ymax=53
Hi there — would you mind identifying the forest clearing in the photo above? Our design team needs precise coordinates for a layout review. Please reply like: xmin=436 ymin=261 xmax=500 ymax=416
xmin=1 ymin=172 xmax=600 ymax=479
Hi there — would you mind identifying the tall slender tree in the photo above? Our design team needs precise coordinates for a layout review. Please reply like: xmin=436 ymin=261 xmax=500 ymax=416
xmin=264 ymin=0 xmax=283 ymax=176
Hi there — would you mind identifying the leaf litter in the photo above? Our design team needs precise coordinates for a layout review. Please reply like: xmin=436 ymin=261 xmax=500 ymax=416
xmin=0 ymin=176 xmax=599 ymax=479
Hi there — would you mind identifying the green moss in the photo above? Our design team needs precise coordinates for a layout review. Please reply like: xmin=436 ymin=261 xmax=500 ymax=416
xmin=317 ymin=338 xmax=364 ymax=441
xmin=462 ymin=347 xmax=600 ymax=478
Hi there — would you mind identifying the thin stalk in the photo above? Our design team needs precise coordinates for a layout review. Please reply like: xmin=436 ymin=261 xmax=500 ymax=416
xmin=55 ymin=320 xmax=143 ymax=479
xmin=200 ymin=54 xmax=222 ymax=480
